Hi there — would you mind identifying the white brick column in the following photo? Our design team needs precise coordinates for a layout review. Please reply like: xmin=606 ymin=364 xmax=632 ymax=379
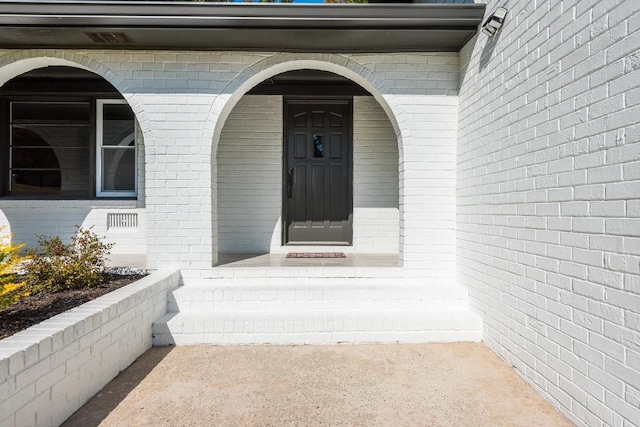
xmin=397 ymin=95 xmax=457 ymax=280
xmin=145 ymin=117 xmax=214 ymax=271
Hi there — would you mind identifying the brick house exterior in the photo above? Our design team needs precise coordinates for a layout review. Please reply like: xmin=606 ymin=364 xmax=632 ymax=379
xmin=0 ymin=1 xmax=639 ymax=426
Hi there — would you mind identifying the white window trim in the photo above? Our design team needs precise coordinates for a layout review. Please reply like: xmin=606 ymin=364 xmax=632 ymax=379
xmin=96 ymin=99 xmax=137 ymax=198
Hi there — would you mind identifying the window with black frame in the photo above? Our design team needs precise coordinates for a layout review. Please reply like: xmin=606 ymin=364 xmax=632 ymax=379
xmin=6 ymin=98 xmax=136 ymax=198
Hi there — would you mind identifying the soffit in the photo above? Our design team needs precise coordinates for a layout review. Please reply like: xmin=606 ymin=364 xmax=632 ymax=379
xmin=0 ymin=1 xmax=485 ymax=52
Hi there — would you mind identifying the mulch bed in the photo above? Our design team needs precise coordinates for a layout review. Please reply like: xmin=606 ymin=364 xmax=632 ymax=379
xmin=0 ymin=273 xmax=146 ymax=340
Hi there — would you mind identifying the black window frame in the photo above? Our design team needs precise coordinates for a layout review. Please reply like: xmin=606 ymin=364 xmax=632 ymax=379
xmin=0 ymin=93 xmax=135 ymax=200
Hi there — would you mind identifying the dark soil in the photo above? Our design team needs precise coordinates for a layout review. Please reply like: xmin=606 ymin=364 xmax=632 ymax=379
xmin=0 ymin=273 xmax=146 ymax=340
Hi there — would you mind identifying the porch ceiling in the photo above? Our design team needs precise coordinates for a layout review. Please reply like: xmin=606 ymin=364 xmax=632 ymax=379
xmin=0 ymin=1 xmax=485 ymax=52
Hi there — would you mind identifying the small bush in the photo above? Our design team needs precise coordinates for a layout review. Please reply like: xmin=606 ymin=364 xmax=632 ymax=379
xmin=24 ymin=228 xmax=114 ymax=293
xmin=0 ymin=227 xmax=30 ymax=310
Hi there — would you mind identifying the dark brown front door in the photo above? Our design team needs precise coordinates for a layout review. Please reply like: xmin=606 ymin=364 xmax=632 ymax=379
xmin=284 ymin=99 xmax=352 ymax=244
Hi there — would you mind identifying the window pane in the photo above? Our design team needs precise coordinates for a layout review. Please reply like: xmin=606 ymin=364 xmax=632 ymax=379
xmin=11 ymin=148 xmax=62 ymax=169
xmin=11 ymin=102 xmax=89 ymax=123
xmin=9 ymin=112 xmax=91 ymax=197
xmin=102 ymin=148 xmax=135 ymax=191
xmin=102 ymin=104 xmax=134 ymax=146
xmin=12 ymin=149 xmax=90 ymax=194
xmin=11 ymin=170 xmax=61 ymax=195
xmin=12 ymin=125 xmax=90 ymax=148
xmin=313 ymin=134 xmax=324 ymax=158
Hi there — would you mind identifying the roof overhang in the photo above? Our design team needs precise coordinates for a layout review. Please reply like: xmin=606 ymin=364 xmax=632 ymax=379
xmin=0 ymin=1 xmax=485 ymax=52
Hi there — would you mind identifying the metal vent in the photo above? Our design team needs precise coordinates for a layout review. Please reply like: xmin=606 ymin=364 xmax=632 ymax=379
xmin=107 ymin=213 xmax=138 ymax=229
xmin=85 ymin=32 xmax=135 ymax=44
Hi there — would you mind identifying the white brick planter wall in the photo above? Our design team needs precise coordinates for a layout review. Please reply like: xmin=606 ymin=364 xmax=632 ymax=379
xmin=458 ymin=1 xmax=640 ymax=426
xmin=0 ymin=270 xmax=181 ymax=427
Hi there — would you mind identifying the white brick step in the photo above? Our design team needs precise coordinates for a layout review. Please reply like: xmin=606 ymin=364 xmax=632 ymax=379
xmin=152 ymin=309 xmax=483 ymax=346
xmin=167 ymin=280 xmax=470 ymax=313
xmin=202 ymin=266 xmax=405 ymax=280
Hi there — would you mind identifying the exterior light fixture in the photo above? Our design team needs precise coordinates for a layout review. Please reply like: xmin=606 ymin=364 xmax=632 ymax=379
xmin=481 ymin=7 xmax=507 ymax=37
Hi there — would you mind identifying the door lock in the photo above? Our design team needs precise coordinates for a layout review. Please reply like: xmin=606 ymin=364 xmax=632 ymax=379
xmin=286 ymin=167 xmax=294 ymax=198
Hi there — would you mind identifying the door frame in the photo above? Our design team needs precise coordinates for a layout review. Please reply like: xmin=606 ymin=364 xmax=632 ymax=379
xmin=282 ymin=96 xmax=354 ymax=246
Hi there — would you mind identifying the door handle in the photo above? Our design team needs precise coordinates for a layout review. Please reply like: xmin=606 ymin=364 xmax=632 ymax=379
xmin=286 ymin=167 xmax=294 ymax=198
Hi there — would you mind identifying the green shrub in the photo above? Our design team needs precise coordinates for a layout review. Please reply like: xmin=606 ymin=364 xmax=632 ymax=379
xmin=24 ymin=228 xmax=114 ymax=293
xmin=0 ymin=227 xmax=30 ymax=310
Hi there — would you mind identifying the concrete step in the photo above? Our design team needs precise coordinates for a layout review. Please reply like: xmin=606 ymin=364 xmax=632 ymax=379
xmin=152 ymin=308 xmax=483 ymax=346
xmin=199 ymin=266 xmax=406 ymax=280
xmin=167 ymin=279 xmax=470 ymax=313
xmin=153 ymin=276 xmax=483 ymax=346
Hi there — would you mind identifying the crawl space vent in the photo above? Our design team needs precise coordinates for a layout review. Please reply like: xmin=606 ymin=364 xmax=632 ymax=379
xmin=85 ymin=32 xmax=135 ymax=44
xmin=107 ymin=213 xmax=138 ymax=229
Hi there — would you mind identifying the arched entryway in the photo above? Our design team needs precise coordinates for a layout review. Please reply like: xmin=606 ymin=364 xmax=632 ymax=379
xmin=215 ymin=69 xmax=399 ymax=256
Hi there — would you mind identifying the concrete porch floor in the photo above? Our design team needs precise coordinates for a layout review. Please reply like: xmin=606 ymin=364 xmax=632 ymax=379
xmin=216 ymin=253 xmax=402 ymax=268
xmin=63 ymin=343 xmax=572 ymax=426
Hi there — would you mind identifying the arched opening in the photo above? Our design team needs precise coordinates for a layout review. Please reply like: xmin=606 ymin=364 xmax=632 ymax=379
xmin=210 ymin=57 xmax=405 ymax=160
xmin=0 ymin=66 xmax=138 ymax=198
xmin=216 ymin=69 xmax=399 ymax=255
xmin=0 ymin=61 xmax=145 ymax=260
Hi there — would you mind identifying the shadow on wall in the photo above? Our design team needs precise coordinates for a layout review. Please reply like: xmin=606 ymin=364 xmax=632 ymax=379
xmin=479 ymin=28 xmax=503 ymax=72
xmin=0 ymin=206 xmax=93 ymax=249
xmin=61 ymin=347 xmax=173 ymax=427
xmin=217 ymin=213 xmax=281 ymax=254
xmin=216 ymin=95 xmax=283 ymax=254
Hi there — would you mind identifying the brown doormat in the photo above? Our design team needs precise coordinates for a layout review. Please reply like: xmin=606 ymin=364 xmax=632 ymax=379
xmin=286 ymin=252 xmax=346 ymax=258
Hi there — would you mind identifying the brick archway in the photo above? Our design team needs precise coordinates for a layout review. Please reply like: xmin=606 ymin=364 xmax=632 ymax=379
xmin=208 ymin=54 xmax=408 ymax=262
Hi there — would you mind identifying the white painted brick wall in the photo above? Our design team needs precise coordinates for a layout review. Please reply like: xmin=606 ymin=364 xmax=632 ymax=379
xmin=0 ymin=200 xmax=146 ymax=257
xmin=217 ymin=95 xmax=283 ymax=253
xmin=0 ymin=271 xmax=180 ymax=427
xmin=0 ymin=50 xmax=459 ymax=276
xmin=458 ymin=1 xmax=640 ymax=426
xmin=353 ymin=96 xmax=399 ymax=253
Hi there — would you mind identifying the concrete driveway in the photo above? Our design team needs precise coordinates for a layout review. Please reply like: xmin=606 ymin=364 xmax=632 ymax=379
xmin=63 ymin=343 xmax=572 ymax=426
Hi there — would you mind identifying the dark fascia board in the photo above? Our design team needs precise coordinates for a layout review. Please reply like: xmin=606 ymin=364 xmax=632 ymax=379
xmin=0 ymin=1 xmax=486 ymax=52
xmin=0 ymin=1 xmax=486 ymax=28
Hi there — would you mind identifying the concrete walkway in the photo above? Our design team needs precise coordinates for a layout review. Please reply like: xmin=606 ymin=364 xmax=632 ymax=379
xmin=63 ymin=343 xmax=572 ymax=427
